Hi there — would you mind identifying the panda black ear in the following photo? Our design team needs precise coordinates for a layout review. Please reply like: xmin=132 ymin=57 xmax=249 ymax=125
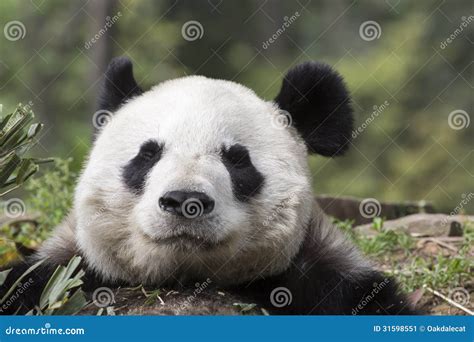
xmin=275 ymin=62 xmax=354 ymax=157
xmin=97 ymin=56 xmax=143 ymax=112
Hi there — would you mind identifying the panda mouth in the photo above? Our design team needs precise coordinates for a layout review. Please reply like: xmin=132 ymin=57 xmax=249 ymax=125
xmin=162 ymin=233 xmax=208 ymax=244
xmin=150 ymin=231 xmax=224 ymax=249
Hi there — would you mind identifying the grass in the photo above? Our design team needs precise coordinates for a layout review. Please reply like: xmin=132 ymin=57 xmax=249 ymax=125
xmin=393 ymin=222 xmax=473 ymax=293
xmin=335 ymin=218 xmax=474 ymax=297
xmin=337 ymin=217 xmax=414 ymax=257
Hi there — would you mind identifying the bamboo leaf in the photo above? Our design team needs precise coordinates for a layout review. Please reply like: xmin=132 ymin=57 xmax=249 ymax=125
xmin=0 ymin=104 xmax=47 ymax=195
xmin=0 ymin=152 xmax=20 ymax=188
xmin=53 ymin=289 xmax=87 ymax=315
xmin=0 ymin=268 xmax=12 ymax=286
xmin=38 ymin=256 xmax=86 ymax=314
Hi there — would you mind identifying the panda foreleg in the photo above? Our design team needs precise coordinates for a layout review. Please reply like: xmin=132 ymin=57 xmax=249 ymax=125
xmin=239 ymin=217 xmax=417 ymax=315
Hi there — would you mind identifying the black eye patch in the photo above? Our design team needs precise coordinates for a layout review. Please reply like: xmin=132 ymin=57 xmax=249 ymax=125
xmin=122 ymin=140 xmax=163 ymax=194
xmin=221 ymin=144 xmax=265 ymax=202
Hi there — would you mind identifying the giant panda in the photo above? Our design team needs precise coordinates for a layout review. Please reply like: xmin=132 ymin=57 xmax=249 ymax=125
xmin=0 ymin=57 xmax=415 ymax=315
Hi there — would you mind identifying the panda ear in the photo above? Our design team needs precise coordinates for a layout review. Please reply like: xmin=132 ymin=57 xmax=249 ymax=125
xmin=97 ymin=56 xmax=143 ymax=112
xmin=275 ymin=62 xmax=354 ymax=157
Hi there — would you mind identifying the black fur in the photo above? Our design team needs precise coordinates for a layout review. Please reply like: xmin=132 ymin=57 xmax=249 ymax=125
xmin=275 ymin=62 xmax=354 ymax=157
xmin=122 ymin=140 xmax=163 ymax=194
xmin=97 ymin=56 xmax=143 ymax=113
xmin=221 ymin=144 xmax=265 ymax=202
xmin=238 ymin=223 xmax=416 ymax=315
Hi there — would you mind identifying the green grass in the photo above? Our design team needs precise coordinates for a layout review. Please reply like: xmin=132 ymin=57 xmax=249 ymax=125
xmin=393 ymin=222 xmax=473 ymax=293
xmin=335 ymin=218 xmax=474 ymax=293
xmin=336 ymin=217 xmax=414 ymax=256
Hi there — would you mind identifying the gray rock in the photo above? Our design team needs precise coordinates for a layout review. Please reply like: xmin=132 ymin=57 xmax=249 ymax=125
xmin=354 ymin=213 xmax=474 ymax=237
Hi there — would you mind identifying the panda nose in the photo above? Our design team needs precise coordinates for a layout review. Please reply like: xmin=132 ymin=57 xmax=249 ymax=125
xmin=158 ymin=191 xmax=215 ymax=217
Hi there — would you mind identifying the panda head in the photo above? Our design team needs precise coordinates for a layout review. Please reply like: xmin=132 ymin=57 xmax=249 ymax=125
xmin=75 ymin=57 xmax=353 ymax=284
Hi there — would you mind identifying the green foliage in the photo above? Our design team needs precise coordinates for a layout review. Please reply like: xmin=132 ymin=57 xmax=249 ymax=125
xmin=357 ymin=228 xmax=414 ymax=257
xmin=393 ymin=222 xmax=474 ymax=293
xmin=335 ymin=218 xmax=473 ymax=293
xmin=0 ymin=104 xmax=47 ymax=196
xmin=32 ymin=255 xmax=86 ymax=315
xmin=0 ymin=158 xmax=76 ymax=262
xmin=336 ymin=218 xmax=414 ymax=256
xmin=0 ymin=268 xmax=11 ymax=286
xmin=394 ymin=253 xmax=472 ymax=294
xmin=26 ymin=158 xmax=76 ymax=231
xmin=143 ymin=288 xmax=162 ymax=306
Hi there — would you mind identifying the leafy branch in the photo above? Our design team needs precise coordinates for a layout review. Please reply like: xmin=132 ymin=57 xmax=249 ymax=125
xmin=0 ymin=104 xmax=51 ymax=196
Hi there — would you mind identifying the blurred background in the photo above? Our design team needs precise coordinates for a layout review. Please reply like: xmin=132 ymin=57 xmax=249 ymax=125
xmin=0 ymin=0 xmax=473 ymax=213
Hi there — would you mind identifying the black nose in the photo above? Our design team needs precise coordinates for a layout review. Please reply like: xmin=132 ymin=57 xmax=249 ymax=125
xmin=158 ymin=191 xmax=215 ymax=218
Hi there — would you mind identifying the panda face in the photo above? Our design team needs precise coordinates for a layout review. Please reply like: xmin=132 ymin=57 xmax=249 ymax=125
xmin=75 ymin=76 xmax=313 ymax=284
xmin=73 ymin=58 xmax=353 ymax=285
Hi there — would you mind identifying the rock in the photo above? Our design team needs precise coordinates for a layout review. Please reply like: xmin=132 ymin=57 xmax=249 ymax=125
xmin=354 ymin=213 xmax=474 ymax=237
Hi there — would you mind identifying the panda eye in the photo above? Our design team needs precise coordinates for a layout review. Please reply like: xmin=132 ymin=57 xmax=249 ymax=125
xmin=220 ymin=143 xmax=265 ymax=202
xmin=138 ymin=140 xmax=162 ymax=161
xmin=221 ymin=144 xmax=251 ymax=168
